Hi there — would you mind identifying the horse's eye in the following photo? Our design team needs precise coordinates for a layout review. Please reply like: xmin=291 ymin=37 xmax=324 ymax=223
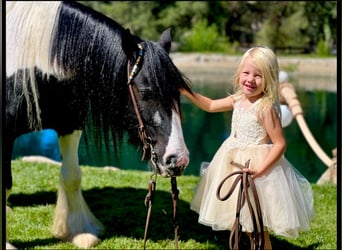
xmin=139 ymin=88 xmax=153 ymax=100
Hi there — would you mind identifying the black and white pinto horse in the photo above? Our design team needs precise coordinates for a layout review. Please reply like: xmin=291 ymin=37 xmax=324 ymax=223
xmin=6 ymin=1 xmax=191 ymax=248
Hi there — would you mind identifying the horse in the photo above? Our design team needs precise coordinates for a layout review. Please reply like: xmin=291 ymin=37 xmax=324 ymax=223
xmin=6 ymin=1 xmax=192 ymax=248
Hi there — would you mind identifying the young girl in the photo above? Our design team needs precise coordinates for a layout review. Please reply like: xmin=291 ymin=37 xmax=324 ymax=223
xmin=180 ymin=47 xmax=314 ymax=249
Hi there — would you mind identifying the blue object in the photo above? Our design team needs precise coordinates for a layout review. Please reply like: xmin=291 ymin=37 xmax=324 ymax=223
xmin=12 ymin=129 xmax=60 ymax=161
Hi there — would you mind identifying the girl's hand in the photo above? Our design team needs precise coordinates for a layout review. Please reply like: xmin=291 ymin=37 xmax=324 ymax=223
xmin=179 ymin=87 xmax=186 ymax=95
xmin=242 ymin=168 xmax=263 ymax=179
xmin=179 ymin=87 xmax=191 ymax=97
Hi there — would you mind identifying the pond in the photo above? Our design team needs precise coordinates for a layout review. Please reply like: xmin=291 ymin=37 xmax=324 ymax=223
xmin=12 ymin=71 xmax=337 ymax=183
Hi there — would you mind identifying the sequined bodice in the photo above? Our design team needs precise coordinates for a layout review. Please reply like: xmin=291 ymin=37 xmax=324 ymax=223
xmin=229 ymin=99 xmax=267 ymax=148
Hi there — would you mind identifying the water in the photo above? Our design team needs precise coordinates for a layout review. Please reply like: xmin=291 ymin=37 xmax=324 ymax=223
xmin=12 ymin=74 xmax=337 ymax=183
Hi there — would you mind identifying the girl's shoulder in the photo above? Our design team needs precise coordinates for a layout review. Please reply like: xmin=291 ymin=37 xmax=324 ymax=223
xmin=258 ymin=97 xmax=279 ymax=111
xmin=258 ymin=103 xmax=281 ymax=123
xmin=257 ymin=97 xmax=281 ymax=121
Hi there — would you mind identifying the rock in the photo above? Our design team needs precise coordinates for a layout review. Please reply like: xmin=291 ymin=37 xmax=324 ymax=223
xmin=21 ymin=155 xmax=61 ymax=166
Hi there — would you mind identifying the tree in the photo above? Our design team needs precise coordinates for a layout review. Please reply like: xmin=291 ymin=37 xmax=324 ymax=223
xmin=255 ymin=2 xmax=311 ymax=52
xmin=79 ymin=1 xmax=162 ymax=40
xmin=78 ymin=1 xmax=337 ymax=54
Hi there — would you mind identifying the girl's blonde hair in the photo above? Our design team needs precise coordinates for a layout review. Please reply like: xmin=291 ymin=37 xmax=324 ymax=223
xmin=232 ymin=46 xmax=280 ymax=115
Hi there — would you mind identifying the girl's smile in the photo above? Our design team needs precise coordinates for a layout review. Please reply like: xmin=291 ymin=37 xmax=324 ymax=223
xmin=243 ymin=82 xmax=257 ymax=91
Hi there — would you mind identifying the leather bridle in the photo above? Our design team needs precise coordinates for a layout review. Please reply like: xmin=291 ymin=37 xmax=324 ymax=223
xmin=127 ymin=43 xmax=154 ymax=162
xmin=126 ymin=43 xmax=180 ymax=250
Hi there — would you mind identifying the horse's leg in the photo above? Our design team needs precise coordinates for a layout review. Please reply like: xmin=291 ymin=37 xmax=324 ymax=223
xmin=52 ymin=130 xmax=104 ymax=248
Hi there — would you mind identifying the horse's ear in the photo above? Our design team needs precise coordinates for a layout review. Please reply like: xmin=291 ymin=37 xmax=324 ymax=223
xmin=159 ymin=28 xmax=172 ymax=53
xmin=122 ymin=28 xmax=138 ymax=57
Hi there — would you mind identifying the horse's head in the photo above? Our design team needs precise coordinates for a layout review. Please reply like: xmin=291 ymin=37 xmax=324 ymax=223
xmin=123 ymin=29 xmax=191 ymax=177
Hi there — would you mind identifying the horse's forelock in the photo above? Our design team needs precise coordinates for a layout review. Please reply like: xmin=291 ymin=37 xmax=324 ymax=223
xmin=142 ymin=41 xmax=191 ymax=111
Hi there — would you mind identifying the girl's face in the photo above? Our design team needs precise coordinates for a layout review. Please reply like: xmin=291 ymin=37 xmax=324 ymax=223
xmin=239 ymin=58 xmax=264 ymax=101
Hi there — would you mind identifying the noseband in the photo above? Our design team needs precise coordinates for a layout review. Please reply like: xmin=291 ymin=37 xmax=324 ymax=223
xmin=126 ymin=43 xmax=180 ymax=249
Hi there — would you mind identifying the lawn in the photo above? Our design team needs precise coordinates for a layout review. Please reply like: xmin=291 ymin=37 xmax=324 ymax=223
xmin=6 ymin=159 xmax=337 ymax=249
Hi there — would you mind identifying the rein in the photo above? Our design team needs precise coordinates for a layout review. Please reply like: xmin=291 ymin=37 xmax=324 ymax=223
xmin=216 ymin=160 xmax=264 ymax=250
xmin=126 ymin=43 xmax=179 ymax=250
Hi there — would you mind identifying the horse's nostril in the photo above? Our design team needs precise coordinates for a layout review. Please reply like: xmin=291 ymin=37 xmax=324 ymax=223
xmin=166 ymin=155 xmax=177 ymax=165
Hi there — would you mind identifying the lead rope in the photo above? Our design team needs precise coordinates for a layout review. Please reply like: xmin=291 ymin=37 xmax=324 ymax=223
xmin=216 ymin=160 xmax=264 ymax=250
xmin=143 ymin=146 xmax=158 ymax=250
xmin=171 ymin=176 xmax=179 ymax=249
xmin=143 ymin=153 xmax=180 ymax=250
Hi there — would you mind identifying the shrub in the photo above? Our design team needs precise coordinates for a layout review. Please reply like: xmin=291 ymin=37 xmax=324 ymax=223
xmin=179 ymin=20 xmax=237 ymax=53
xmin=316 ymin=39 xmax=330 ymax=56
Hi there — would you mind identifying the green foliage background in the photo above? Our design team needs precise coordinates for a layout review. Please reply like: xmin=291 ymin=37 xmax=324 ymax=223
xmin=79 ymin=1 xmax=337 ymax=55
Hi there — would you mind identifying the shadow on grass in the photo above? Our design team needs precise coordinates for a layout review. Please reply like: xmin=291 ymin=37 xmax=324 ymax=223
xmin=10 ymin=238 xmax=61 ymax=249
xmin=8 ymin=191 xmax=57 ymax=206
xmin=8 ymin=186 xmax=319 ymax=249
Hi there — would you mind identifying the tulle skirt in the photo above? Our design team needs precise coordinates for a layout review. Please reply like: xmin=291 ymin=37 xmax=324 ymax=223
xmin=190 ymin=140 xmax=314 ymax=238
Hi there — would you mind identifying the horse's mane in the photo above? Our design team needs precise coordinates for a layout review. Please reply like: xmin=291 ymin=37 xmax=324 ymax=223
xmin=50 ymin=2 xmax=128 ymax=77
xmin=50 ymin=2 xmax=131 ymax=150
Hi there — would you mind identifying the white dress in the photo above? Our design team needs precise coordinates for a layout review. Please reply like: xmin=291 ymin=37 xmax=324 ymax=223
xmin=190 ymin=98 xmax=314 ymax=238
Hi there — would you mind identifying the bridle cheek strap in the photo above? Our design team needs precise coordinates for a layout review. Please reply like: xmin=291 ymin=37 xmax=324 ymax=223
xmin=126 ymin=43 xmax=152 ymax=160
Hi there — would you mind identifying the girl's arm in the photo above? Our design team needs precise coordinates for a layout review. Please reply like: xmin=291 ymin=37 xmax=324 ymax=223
xmin=180 ymin=88 xmax=234 ymax=112
xmin=247 ymin=105 xmax=287 ymax=178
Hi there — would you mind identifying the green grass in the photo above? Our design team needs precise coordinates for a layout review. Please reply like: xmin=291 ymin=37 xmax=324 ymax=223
xmin=7 ymin=159 xmax=337 ymax=249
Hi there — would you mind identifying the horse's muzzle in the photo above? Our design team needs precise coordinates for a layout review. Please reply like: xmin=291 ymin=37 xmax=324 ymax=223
xmin=156 ymin=162 xmax=187 ymax=177
xmin=154 ymin=151 xmax=189 ymax=177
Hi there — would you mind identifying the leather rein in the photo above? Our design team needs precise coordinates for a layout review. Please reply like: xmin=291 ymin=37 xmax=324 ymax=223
xmin=126 ymin=43 xmax=180 ymax=249
xmin=216 ymin=160 xmax=265 ymax=250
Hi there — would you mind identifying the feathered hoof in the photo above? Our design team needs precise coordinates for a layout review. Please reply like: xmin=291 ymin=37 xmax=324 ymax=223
xmin=72 ymin=233 xmax=99 ymax=249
